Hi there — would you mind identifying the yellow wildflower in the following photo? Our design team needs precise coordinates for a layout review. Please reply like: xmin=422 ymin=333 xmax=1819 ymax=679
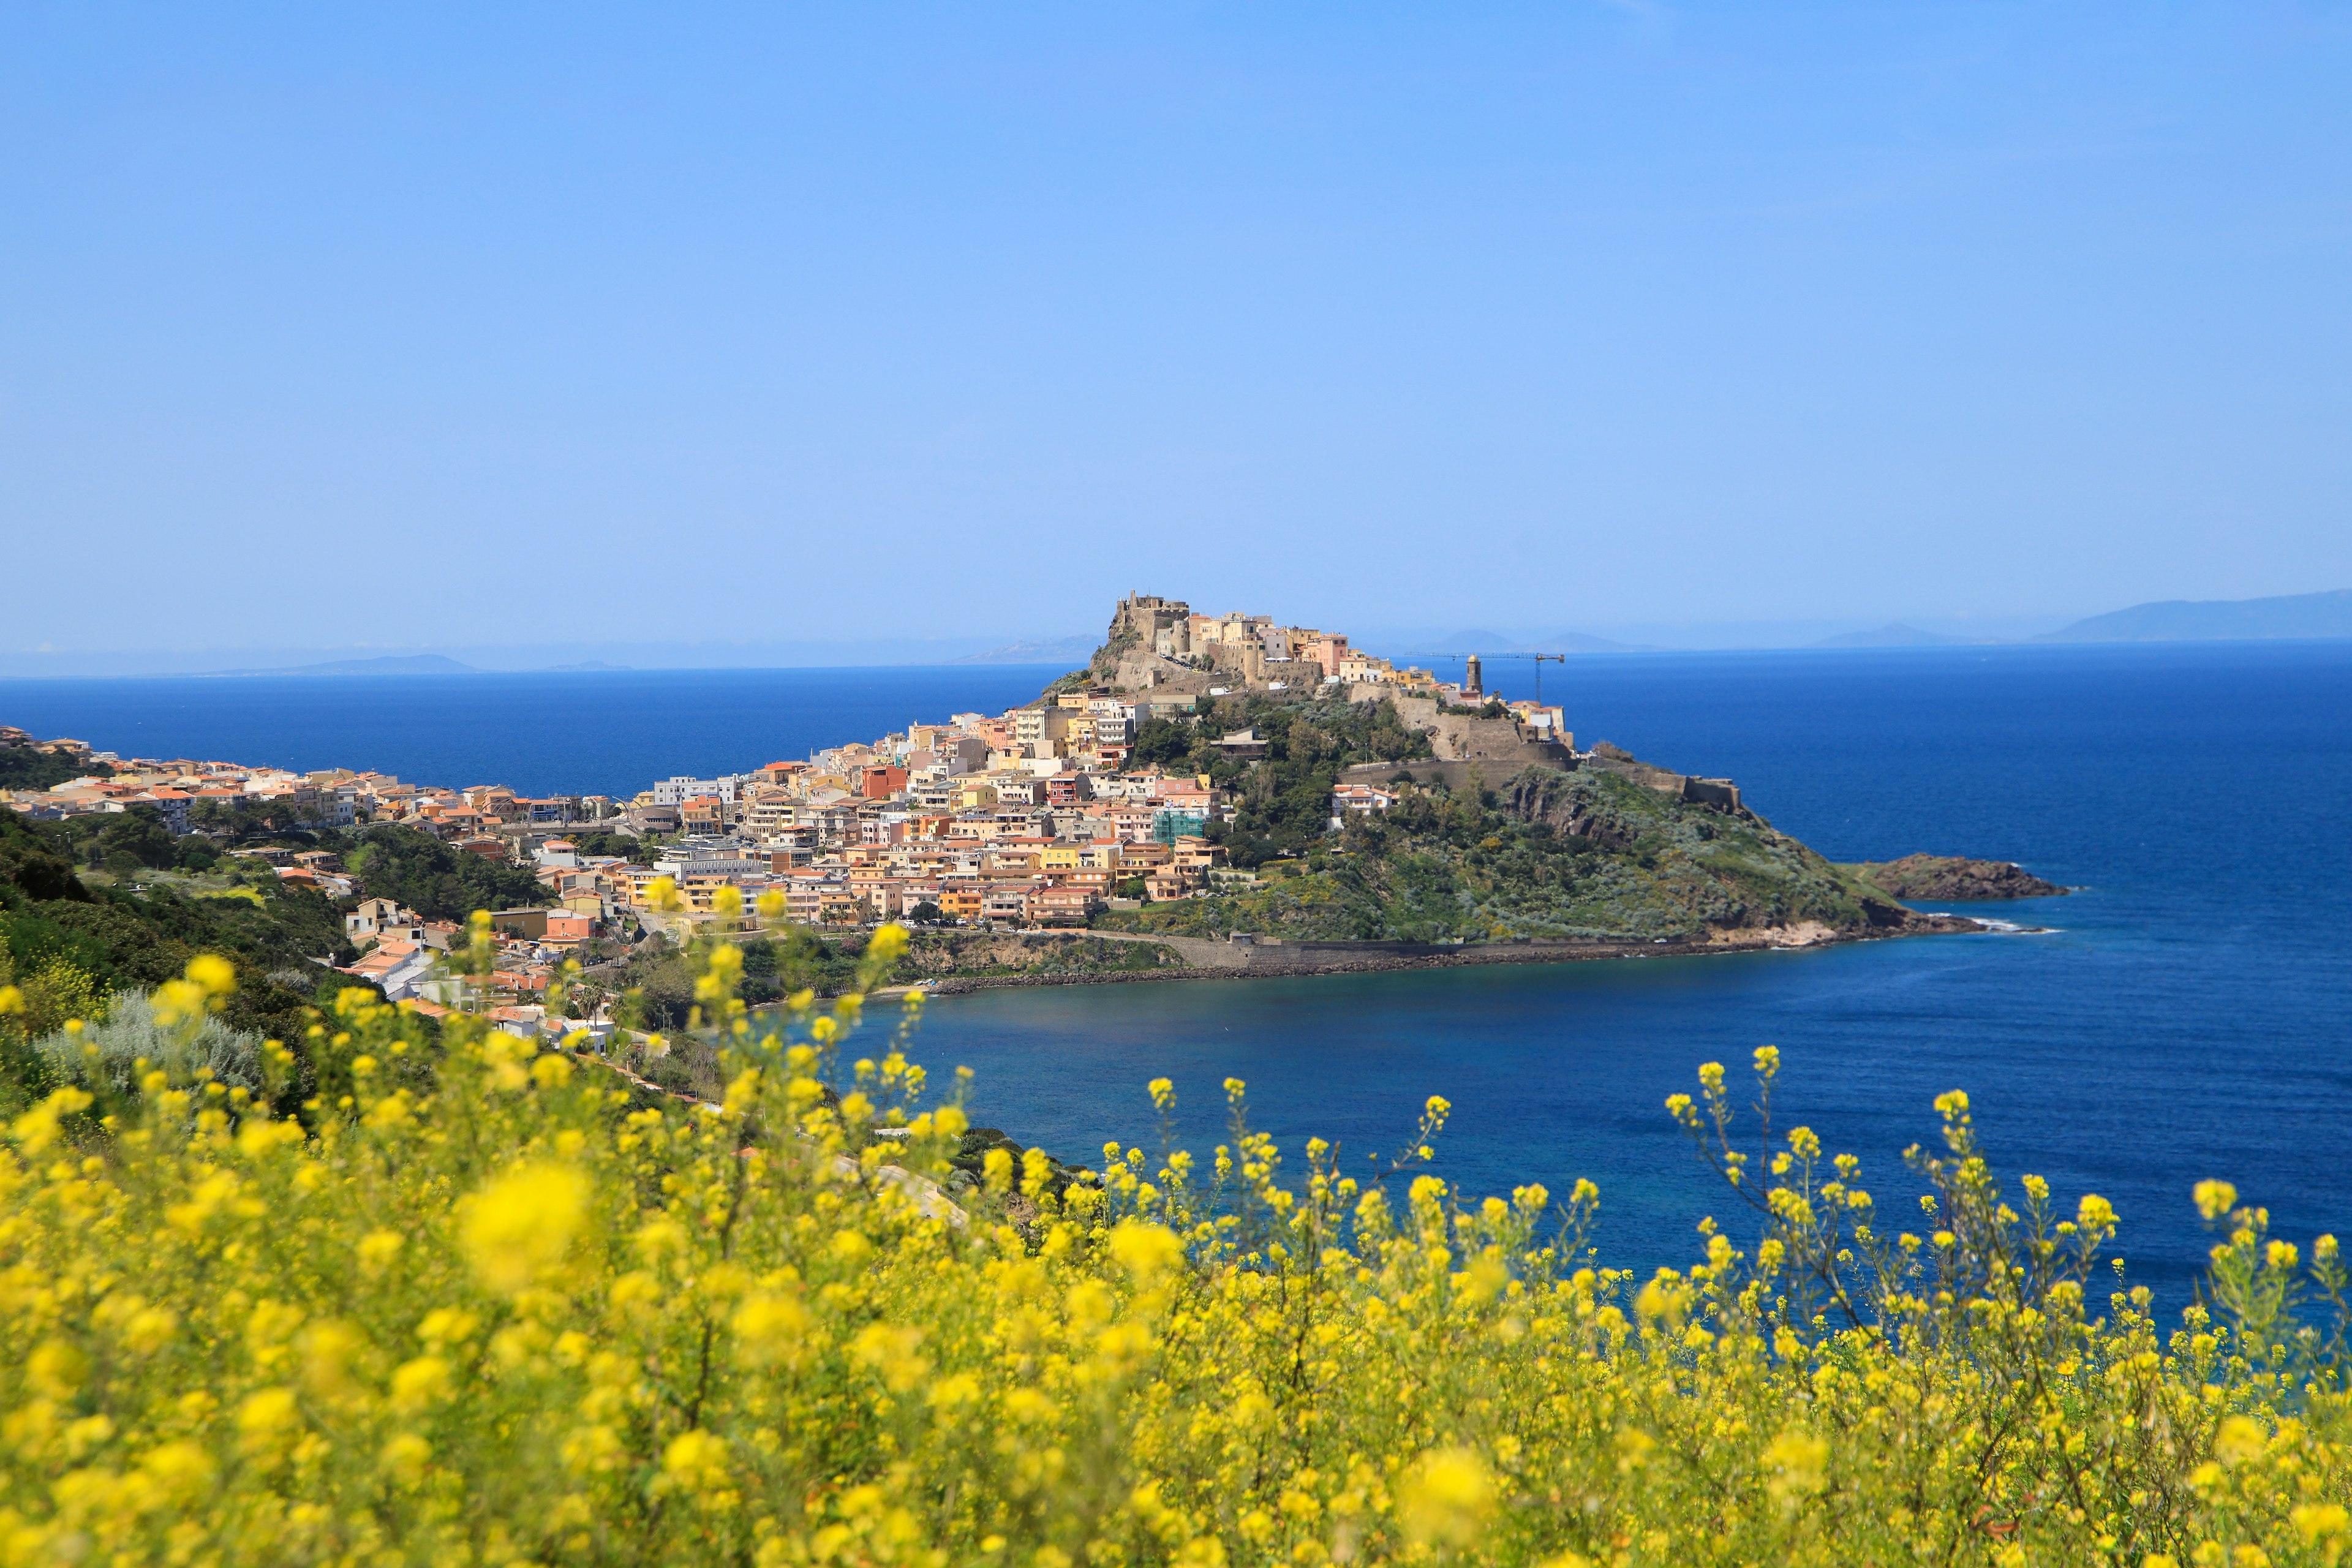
xmin=12 ymin=1085 xmax=94 ymax=1154
xmin=1399 ymin=1447 xmax=1493 ymax=1548
xmin=389 ymin=1355 xmax=453 ymax=1412
xmin=662 ymin=1428 xmax=730 ymax=1493
xmin=851 ymin=1323 xmax=929 ymax=1392
xmin=138 ymin=1441 xmax=216 ymax=1502
xmin=187 ymin=952 xmax=236 ymax=995
xmin=734 ymin=1293 xmax=812 ymax=1368
xmin=380 ymin=1432 xmax=432 ymax=1484
xmin=2293 ymin=1504 xmax=2349 ymax=1544
xmin=1107 ymin=1220 xmax=1185 ymax=1283
xmin=1765 ymin=1428 xmax=1830 ymax=1501
xmin=27 ymin=1340 xmax=89 ymax=1399
xmin=462 ymin=1161 xmax=590 ymax=1296
xmin=235 ymin=1387 xmax=300 ymax=1451
xmin=2213 ymin=1415 xmax=2266 ymax=1465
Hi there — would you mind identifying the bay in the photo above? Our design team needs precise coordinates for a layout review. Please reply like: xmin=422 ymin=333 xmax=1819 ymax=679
xmin=7 ymin=642 xmax=2349 ymax=1303
xmin=912 ymin=641 xmax=2352 ymax=1306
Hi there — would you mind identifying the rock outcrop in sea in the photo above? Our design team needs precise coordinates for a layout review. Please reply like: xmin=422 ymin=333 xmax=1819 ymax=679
xmin=1850 ymin=853 xmax=2069 ymax=902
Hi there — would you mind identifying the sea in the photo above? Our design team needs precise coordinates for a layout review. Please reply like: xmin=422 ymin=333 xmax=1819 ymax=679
xmin=7 ymin=642 xmax=2350 ymax=1308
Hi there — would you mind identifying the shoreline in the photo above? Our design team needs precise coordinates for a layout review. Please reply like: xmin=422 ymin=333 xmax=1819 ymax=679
xmin=881 ymin=914 xmax=1991 ymax=998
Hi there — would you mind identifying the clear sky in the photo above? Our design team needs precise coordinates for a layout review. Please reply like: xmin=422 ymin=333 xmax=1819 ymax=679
xmin=5 ymin=2 xmax=2349 ymax=660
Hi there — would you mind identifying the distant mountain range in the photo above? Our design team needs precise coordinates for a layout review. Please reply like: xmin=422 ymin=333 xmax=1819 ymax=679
xmin=1384 ymin=630 xmax=1656 ymax=658
xmin=1804 ymin=591 xmax=2352 ymax=649
xmin=2035 ymin=588 xmax=2352 ymax=643
xmin=1812 ymin=623 xmax=1969 ymax=649
xmin=1521 ymin=630 xmax=1653 ymax=654
xmin=213 ymin=654 xmax=483 ymax=677
xmin=58 ymin=589 xmax=2348 ymax=684
xmin=1418 ymin=590 xmax=2352 ymax=655
xmin=203 ymin=654 xmax=641 ymax=676
xmin=954 ymin=635 xmax=1098 ymax=665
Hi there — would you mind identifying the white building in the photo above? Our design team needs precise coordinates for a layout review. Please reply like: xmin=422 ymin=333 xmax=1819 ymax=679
xmin=652 ymin=774 xmax=751 ymax=805
xmin=1329 ymin=783 xmax=1397 ymax=829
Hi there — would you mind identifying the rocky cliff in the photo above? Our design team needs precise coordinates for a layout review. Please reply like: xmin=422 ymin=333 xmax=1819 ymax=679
xmin=1848 ymin=854 xmax=2069 ymax=902
xmin=1102 ymin=762 xmax=1929 ymax=944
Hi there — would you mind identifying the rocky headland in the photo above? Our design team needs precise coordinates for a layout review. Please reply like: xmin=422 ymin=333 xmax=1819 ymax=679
xmin=878 ymin=598 xmax=2082 ymax=992
xmin=1047 ymin=595 xmax=2068 ymax=962
xmin=1847 ymin=853 xmax=2070 ymax=902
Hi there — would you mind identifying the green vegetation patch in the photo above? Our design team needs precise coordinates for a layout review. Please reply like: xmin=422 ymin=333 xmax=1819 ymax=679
xmin=0 ymin=742 xmax=111 ymax=793
xmin=345 ymin=824 xmax=551 ymax=921
xmin=1102 ymin=764 xmax=1909 ymax=943
xmin=1131 ymin=693 xmax=1433 ymax=867
xmin=897 ymin=932 xmax=1183 ymax=980
xmin=0 ymin=807 xmax=369 ymax=1087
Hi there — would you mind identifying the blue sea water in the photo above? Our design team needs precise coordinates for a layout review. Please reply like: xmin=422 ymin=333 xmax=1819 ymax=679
xmin=0 ymin=666 xmax=1068 ymax=800
xmin=908 ymin=641 xmax=2352 ymax=1308
xmin=6 ymin=643 xmax=2349 ymax=1305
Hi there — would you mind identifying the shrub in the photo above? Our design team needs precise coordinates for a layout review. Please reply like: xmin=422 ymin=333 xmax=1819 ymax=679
xmin=2 ymin=957 xmax=108 ymax=1041
xmin=0 ymin=932 xmax=2345 ymax=1566
xmin=28 ymin=988 xmax=268 ymax=1101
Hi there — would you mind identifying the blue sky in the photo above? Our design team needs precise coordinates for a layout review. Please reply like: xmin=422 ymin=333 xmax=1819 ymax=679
xmin=4 ymin=2 xmax=2349 ymax=661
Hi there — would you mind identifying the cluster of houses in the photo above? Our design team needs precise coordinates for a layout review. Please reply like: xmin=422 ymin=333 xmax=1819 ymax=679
xmin=1 ymin=688 xmax=1259 ymax=942
xmin=331 ymin=898 xmax=608 ymax=1040
xmin=597 ymin=690 xmax=1243 ymax=933
xmin=0 ymin=726 xmax=611 ymax=1036
xmin=2 ymin=602 xmax=1575 ymax=1031
xmin=0 ymin=725 xmax=624 ymax=840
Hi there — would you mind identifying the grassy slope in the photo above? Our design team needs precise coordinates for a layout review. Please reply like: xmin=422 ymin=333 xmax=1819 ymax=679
xmin=1101 ymin=765 xmax=1908 ymax=943
xmin=0 ymin=807 xmax=356 ymax=1046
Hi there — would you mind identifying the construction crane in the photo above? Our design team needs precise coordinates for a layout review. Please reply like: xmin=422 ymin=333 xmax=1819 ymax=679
xmin=1398 ymin=650 xmax=1567 ymax=703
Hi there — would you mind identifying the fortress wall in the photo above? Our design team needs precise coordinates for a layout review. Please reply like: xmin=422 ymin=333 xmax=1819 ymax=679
xmin=1680 ymin=777 xmax=1743 ymax=811
xmin=1338 ymin=758 xmax=1541 ymax=793
xmin=1348 ymin=756 xmax=1746 ymax=816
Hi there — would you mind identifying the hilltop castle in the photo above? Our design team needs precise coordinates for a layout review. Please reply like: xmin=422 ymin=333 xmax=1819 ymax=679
xmin=1095 ymin=593 xmax=1374 ymax=696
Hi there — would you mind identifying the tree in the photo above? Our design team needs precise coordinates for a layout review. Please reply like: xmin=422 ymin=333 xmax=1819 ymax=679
xmin=1196 ymin=695 xmax=1434 ymax=868
xmin=0 ymin=807 xmax=356 ymax=1070
xmin=563 ymin=831 xmax=649 ymax=863
xmin=188 ymin=797 xmax=319 ymax=842
xmin=1128 ymin=717 xmax=1199 ymax=770
xmin=94 ymin=807 xmax=177 ymax=871
xmin=344 ymin=825 xmax=549 ymax=921
xmin=0 ymin=745 xmax=110 ymax=792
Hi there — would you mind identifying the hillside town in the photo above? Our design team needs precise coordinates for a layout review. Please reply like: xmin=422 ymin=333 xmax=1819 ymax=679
xmin=2 ymin=595 xmax=1583 ymax=1027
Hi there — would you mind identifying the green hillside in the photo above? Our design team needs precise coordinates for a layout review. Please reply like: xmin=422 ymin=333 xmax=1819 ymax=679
xmin=0 ymin=740 xmax=111 ymax=793
xmin=0 ymin=807 xmax=356 ymax=1060
xmin=1103 ymin=760 xmax=1910 ymax=943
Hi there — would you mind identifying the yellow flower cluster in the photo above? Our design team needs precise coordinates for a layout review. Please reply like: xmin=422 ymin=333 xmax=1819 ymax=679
xmin=0 ymin=954 xmax=2346 ymax=1566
